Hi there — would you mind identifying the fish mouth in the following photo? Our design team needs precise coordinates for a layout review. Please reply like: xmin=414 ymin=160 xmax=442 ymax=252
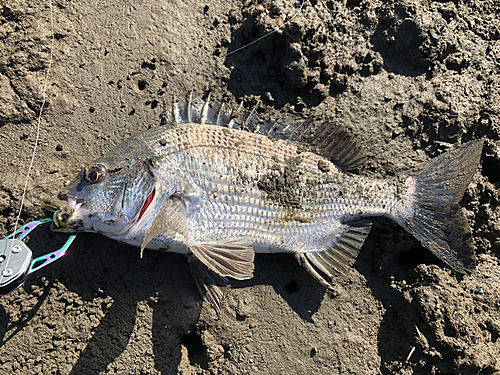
xmin=42 ymin=194 xmax=84 ymax=228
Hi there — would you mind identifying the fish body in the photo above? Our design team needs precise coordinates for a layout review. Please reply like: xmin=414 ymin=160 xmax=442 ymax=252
xmin=95 ymin=124 xmax=406 ymax=252
xmin=51 ymin=95 xmax=482 ymax=310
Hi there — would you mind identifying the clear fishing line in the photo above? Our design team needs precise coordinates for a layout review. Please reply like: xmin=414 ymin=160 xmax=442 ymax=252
xmin=226 ymin=0 xmax=306 ymax=57
xmin=1 ymin=0 xmax=55 ymax=285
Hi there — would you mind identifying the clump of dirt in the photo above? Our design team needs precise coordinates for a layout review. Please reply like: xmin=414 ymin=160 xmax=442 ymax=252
xmin=1 ymin=0 xmax=500 ymax=374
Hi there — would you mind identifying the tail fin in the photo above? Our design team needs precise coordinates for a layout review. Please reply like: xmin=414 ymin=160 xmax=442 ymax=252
xmin=403 ymin=140 xmax=483 ymax=273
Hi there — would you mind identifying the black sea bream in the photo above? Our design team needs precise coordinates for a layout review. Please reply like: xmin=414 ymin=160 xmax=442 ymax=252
xmin=49 ymin=94 xmax=483 ymax=311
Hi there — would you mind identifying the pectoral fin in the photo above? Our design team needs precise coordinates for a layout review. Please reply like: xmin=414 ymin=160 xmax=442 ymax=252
xmin=140 ymin=195 xmax=188 ymax=257
xmin=189 ymin=237 xmax=255 ymax=280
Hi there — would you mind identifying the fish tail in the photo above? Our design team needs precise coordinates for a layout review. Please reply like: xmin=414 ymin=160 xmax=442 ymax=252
xmin=398 ymin=140 xmax=483 ymax=273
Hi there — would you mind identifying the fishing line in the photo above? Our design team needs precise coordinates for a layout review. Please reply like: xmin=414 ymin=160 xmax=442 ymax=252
xmin=2 ymin=0 xmax=55 ymax=284
xmin=13 ymin=1 xmax=54 ymax=234
xmin=226 ymin=0 xmax=306 ymax=57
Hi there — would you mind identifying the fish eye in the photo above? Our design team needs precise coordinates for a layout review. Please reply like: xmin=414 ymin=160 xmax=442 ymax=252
xmin=86 ymin=165 xmax=106 ymax=184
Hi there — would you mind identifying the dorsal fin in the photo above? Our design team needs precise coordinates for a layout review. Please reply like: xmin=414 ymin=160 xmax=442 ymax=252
xmin=161 ymin=92 xmax=366 ymax=171
xmin=286 ymin=120 xmax=367 ymax=171
xmin=162 ymin=92 xmax=233 ymax=127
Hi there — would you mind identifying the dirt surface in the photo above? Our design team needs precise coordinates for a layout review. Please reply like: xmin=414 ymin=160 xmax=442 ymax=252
xmin=1 ymin=0 xmax=500 ymax=373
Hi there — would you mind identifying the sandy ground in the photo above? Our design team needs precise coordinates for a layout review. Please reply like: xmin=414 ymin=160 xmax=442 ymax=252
xmin=1 ymin=0 xmax=500 ymax=373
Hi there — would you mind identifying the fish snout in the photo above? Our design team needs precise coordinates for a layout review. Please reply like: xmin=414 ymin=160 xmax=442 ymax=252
xmin=42 ymin=195 xmax=84 ymax=229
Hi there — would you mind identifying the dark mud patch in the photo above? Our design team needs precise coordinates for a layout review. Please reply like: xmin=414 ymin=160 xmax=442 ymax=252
xmin=257 ymin=156 xmax=303 ymax=208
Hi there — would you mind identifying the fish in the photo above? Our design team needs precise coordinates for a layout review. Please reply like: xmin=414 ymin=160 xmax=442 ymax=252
xmin=49 ymin=93 xmax=483 ymax=313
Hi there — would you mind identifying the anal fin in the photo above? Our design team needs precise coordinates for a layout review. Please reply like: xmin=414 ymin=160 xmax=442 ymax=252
xmin=299 ymin=220 xmax=372 ymax=288
xmin=189 ymin=237 xmax=255 ymax=280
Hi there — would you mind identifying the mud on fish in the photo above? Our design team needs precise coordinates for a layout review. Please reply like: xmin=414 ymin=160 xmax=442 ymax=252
xmin=47 ymin=93 xmax=483 ymax=313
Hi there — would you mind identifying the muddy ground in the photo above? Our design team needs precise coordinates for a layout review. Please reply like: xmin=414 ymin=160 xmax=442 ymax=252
xmin=0 ymin=0 xmax=499 ymax=373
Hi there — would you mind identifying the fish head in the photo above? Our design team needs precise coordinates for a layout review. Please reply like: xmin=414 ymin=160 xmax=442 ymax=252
xmin=49 ymin=154 xmax=159 ymax=235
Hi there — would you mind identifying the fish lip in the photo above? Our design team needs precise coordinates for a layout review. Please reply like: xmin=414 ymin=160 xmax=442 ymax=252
xmin=56 ymin=193 xmax=85 ymax=209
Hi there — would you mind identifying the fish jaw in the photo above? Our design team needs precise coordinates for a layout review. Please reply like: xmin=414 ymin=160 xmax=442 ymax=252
xmin=49 ymin=187 xmax=132 ymax=234
xmin=49 ymin=195 xmax=86 ymax=232
xmin=51 ymin=198 xmax=132 ymax=234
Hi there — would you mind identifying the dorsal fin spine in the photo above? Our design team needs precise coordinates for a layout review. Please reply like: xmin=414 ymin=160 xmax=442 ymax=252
xmin=173 ymin=96 xmax=181 ymax=124
xmin=200 ymin=93 xmax=211 ymax=124
xmin=187 ymin=92 xmax=193 ymax=123
xmin=164 ymin=91 xmax=366 ymax=170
